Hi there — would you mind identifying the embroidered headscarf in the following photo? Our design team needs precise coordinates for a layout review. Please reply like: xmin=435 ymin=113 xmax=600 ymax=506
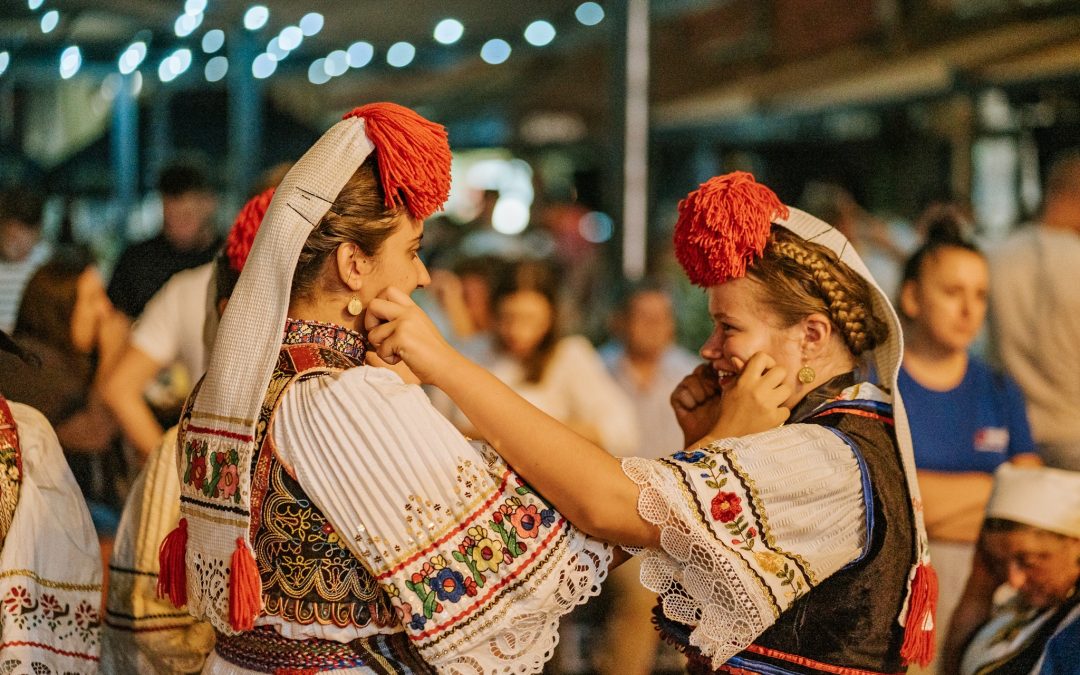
xmin=158 ymin=103 xmax=451 ymax=635
xmin=672 ymin=172 xmax=937 ymax=666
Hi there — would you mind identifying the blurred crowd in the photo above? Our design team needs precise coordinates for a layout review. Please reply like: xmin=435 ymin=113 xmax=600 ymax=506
xmin=2 ymin=148 xmax=1079 ymax=674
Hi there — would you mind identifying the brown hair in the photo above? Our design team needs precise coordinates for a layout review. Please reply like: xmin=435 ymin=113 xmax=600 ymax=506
xmin=291 ymin=157 xmax=402 ymax=301
xmin=493 ymin=260 xmax=561 ymax=383
xmin=745 ymin=227 xmax=888 ymax=356
xmin=14 ymin=248 xmax=94 ymax=354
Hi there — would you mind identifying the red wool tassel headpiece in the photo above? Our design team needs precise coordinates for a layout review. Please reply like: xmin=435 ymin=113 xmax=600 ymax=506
xmin=342 ymin=102 xmax=452 ymax=221
xmin=226 ymin=187 xmax=275 ymax=273
xmin=673 ymin=171 xmax=789 ymax=287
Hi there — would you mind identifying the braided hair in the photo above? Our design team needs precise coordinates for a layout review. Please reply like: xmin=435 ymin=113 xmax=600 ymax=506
xmin=746 ymin=227 xmax=888 ymax=356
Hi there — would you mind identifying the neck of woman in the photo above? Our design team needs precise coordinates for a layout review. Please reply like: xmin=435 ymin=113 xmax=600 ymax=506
xmin=902 ymin=327 xmax=968 ymax=391
xmin=287 ymin=293 xmax=363 ymax=335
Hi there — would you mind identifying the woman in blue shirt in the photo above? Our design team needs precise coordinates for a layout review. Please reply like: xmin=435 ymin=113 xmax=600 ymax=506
xmin=898 ymin=217 xmax=1041 ymax=673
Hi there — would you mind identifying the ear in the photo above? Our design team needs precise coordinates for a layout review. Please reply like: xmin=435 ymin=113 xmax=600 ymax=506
xmin=798 ymin=312 xmax=834 ymax=359
xmin=334 ymin=242 xmax=371 ymax=292
xmin=899 ymin=280 xmax=920 ymax=321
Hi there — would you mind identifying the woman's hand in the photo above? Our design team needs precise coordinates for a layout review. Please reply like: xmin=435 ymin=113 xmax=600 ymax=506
xmin=709 ymin=352 xmax=792 ymax=439
xmin=671 ymin=364 xmax=723 ymax=448
xmin=365 ymin=287 xmax=462 ymax=387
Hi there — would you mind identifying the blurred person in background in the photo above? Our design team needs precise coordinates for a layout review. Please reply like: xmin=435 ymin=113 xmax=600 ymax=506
xmin=435 ymin=259 xmax=638 ymax=457
xmin=0 ymin=247 xmax=129 ymax=531
xmin=594 ymin=280 xmax=697 ymax=675
xmin=424 ymin=255 xmax=505 ymax=344
xmin=107 ymin=158 xmax=221 ymax=319
xmin=897 ymin=216 xmax=1041 ymax=675
xmin=0 ymin=186 xmax=50 ymax=332
xmin=943 ymin=465 xmax=1080 ymax=675
xmin=0 ymin=330 xmax=103 ymax=672
xmin=989 ymin=149 xmax=1080 ymax=471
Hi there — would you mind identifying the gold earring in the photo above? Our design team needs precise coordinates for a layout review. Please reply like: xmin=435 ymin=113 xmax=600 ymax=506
xmin=347 ymin=297 xmax=363 ymax=316
xmin=798 ymin=364 xmax=816 ymax=384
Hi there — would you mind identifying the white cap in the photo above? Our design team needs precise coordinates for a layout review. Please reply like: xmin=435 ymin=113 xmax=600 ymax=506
xmin=987 ymin=464 xmax=1080 ymax=538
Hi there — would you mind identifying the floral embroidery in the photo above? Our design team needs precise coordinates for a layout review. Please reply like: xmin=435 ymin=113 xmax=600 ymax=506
xmin=182 ymin=439 xmax=242 ymax=504
xmin=397 ymin=496 xmax=557 ymax=622
xmin=710 ymin=492 xmax=742 ymax=523
xmin=672 ymin=449 xmax=707 ymax=463
xmin=1 ymin=584 xmax=100 ymax=647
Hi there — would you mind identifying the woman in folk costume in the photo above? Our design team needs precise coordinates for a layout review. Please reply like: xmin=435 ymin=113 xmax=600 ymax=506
xmin=102 ymin=188 xmax=275 ymax=674
xmin=158 ymin=103 xmax=612 ymax=674
xmin=0 ymin=331 xmax=102 ymax=672
xmin=366 ymin=173 xmax=939 ymax=674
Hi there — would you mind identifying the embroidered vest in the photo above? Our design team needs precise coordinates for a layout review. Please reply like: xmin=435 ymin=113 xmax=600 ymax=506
xmin=719 ymin=399 xmax=915 ymax=675
xmin=248 ymin=342 xmax=398 ymax=631
xmin=0 ymin=395 xmax=23 ymax=547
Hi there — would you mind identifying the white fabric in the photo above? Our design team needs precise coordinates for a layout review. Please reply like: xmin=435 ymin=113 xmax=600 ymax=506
xmin=0 ymin=402 xmax=102 ymax=673
xmin=986 ymin=464 xmax=1080 ymax=538
xmin=989 ymin=225 xmax=1080 ymax=467
xmin=101 ymin=426 xmax=215 ymax=674
xmin=131 ymin=262 xmax=213 ymax=379
xmin=623 ymin=419 xmax=869 ymax=665
xmin=181 ymin=117 xmax=375 ymax=634
xmin=271 ymin=365 xmax=612 ymax=674
xmin=0 ymin=241 xmax=50 ymax=333
xmin=601 ymin=344 xmax=699 ymax=459
xmin=445 ymin=336 xmax=639 ymax=457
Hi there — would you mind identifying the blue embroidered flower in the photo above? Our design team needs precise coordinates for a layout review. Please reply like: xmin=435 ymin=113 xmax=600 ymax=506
xmin=673 ymin=450 xmax=706 ymax=463
xmin=429 ymin=568 xmax=467 ymax=603
xmin=409 ymin=613 xmax=427 ymax=631
xmin=540 ymin=508 xmax=556 ymax=527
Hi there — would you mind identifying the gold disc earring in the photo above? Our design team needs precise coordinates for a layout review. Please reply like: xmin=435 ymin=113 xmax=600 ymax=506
xmin=798 ymin=364 xmax=816 ymax=384
xmin=347 ymin=297 xmax=363 ymax=316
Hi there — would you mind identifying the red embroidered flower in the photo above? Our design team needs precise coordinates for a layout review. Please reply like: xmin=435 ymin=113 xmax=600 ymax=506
xmin=463 ymin=577 xmax=478 ymax=597
xmin=75 ymin=601 xmax=99 ymax=630
xmin=746 ymin=527 xmax=757 ymax=538
xmin=710 ymin=491 xmax=742 ymax=522
xmin=492 ymin=511 xmax=504 ymax=524
xmin=510 ymin=505 xmax=542 ymax=539
xmin=3 ymin=586 xmax=32 ymax=614
xmin=39 ymin=593 xmax=65 ymax=619
xmin=190 ymin=455 xmax=207 ymax=491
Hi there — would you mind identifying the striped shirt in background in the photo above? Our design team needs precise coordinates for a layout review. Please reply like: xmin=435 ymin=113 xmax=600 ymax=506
xmin=0 ymin=241 xmax=51 ymax=332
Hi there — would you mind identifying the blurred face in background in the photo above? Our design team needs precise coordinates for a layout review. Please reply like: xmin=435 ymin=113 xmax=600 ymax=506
xmin=496 ymin=290 xmax=554 ymax=361
xmin=900 ymin=246 xmax=988 ymax=354
xmin=0 ymin=219 xmax=40 ymax=262
xmin=70 ymin=267 xmax=113 ymax=353
xmin=461 ymin=273 xmax=494 ymax=333
xmin=162 ymin=190 xmax=217 ymax=250
xmin=983 ymin=527 xmax=1080 ymax=610
xmin=625 ymin=290 xmax=676 ymax=361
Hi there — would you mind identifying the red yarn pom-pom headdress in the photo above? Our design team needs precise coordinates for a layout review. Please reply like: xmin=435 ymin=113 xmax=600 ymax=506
xmin=673 ymin=171 xmax=789 ymax=287
xmin=342 ymin=102 xmax=452 ymax=221
xmin=225 ymin=187 xmax=275 ymax=273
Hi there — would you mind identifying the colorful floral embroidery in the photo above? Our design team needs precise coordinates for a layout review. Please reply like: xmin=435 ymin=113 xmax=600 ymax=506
xmin=397 ymin=495 xmax=558 ymax=622
xmin=710 ymin=492 xmax=742 ymax=523
xmin=182 ymin=439 xmax=241 ymax=504
xmin=1 ymin=584 xmax=100 ymax=644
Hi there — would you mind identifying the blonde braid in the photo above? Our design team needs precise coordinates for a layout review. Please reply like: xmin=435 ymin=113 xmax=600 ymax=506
xmin=769 ymin=239 xmax=876 ymax=355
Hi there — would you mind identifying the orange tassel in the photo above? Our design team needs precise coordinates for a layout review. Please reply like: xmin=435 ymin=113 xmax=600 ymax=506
xmin=342 ymin=102 xmax=452 ymax=222
xmin=229 ymin=537 xmax=262 ymax=632
xmin=673 ymin=171 xmax=789 ymax=287
xmin=900 ymin=563 xmax=939 ymax=667
xmin=157 ymin=518 xmax=188 ymax=607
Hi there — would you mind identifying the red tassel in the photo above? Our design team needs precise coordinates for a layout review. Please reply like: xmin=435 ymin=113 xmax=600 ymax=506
xmin=229 ymin=537 xmax=262 ymax=632
xmin=342 ymin=102 xmax=452 ymax=222
xmin=900 ymin=563 xmax=939 ymax=667
xmin=226 ymin=187 xmax=275 ymax=273
xmin=157 ymin=518 xmax=188 ymax=607
xmin=673 ymin=171 xmax=789 ymax=287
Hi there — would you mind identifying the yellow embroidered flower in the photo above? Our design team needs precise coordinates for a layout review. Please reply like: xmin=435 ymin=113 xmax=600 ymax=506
xmin=471 ymin=538 xmax=504 ymax=573
xmin=467 ymin=526 xmax=487 ymax=540
xmin=754 ymin=551 xmax=785 ymax=575
xmin=382 ymin=583 xmax=400 ymax=598
xmin=430 ymin=555 xmax=448 ymax=570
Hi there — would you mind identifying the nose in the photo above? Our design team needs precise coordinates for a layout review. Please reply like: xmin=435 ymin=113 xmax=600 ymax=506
xmin=700 ymin=331 xmax=723 ymax=360
xmin=1006 ymin=562 xmax=1027 ymax=591
xmin=416 ymin=258 xmax=432 ymax=288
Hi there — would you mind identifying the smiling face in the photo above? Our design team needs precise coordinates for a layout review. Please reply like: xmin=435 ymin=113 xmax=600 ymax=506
xmin=700 ymin=277 xmax=804 ymax=404
xmin=982 ymin=526 xmax=1080 ymax=610
xmin=901 ymin=246 xmax=988 ymax=353
xmin=358 ymin=214 xmax=431 ymax=304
